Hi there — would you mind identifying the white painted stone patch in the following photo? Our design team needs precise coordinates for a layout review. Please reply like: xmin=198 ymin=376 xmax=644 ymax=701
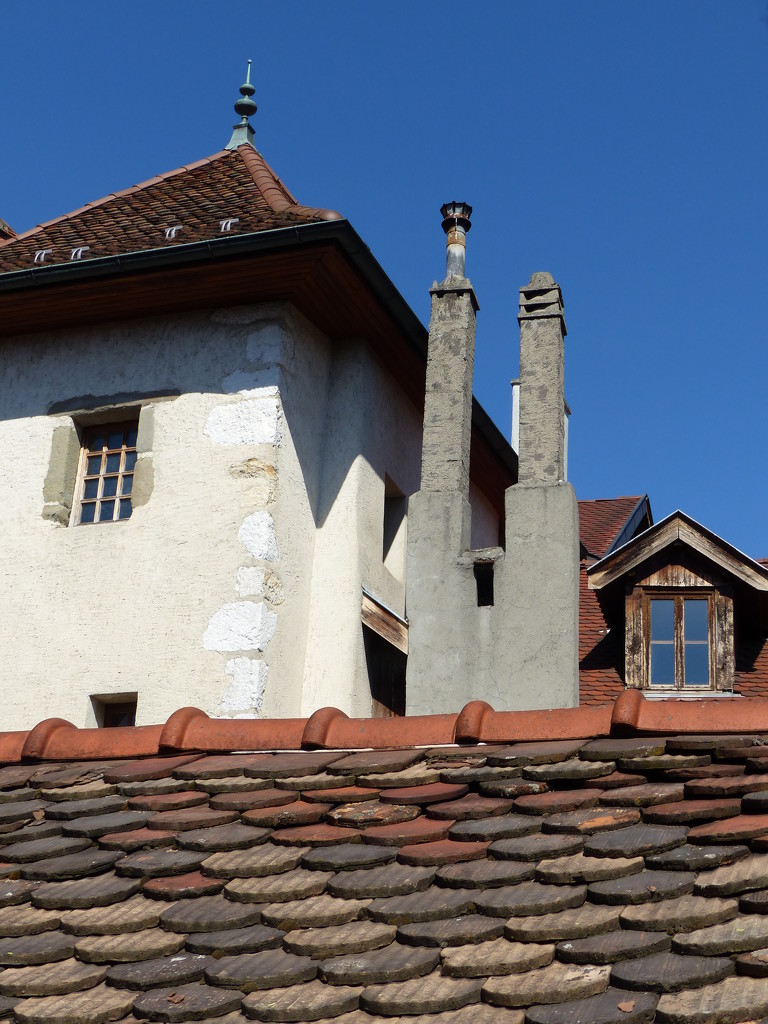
xmin=236 ymin=566 xmax=266 ymax=598
xmin=203 ymin=601 xmax=277 ymax=652
xmin=238 ymin=511 xmax=278 ymax=562
xmin=204 ymin=386 xmax=281 ymax=446
xmin=219 ymin=657 xmax=267 ymax=716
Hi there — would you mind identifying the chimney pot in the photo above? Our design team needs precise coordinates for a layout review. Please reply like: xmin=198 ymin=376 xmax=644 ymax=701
xmin=440 ymin=201 xmax=472 ymax=279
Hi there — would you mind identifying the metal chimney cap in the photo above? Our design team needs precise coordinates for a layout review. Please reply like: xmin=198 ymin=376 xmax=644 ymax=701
xmin=440 ymin=202 xmax=472 ymax=235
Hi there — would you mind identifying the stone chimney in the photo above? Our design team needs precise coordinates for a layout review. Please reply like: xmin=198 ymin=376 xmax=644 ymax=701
xmin=497 ymin=271 xmax=579 ymax=707
xmin=417 ymin=203 xmax=478 ymax=547
xmin=517 ymin=272 xmax=567 ymax=484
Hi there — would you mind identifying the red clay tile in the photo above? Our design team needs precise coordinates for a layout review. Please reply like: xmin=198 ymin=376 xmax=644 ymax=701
xmin=146 ymin=807 xmax=238 ymax=832
xmin=688 ymin=815 xmax=768 ymax=843
xmin=426 ymin=795 xmax=514 ymax=821
xmin=209 ymin=789 xmax=296 ymax=812
xmin=360 ymin=817 xmax=454 ymax=847
xmin=97 ymin=827 xmax=177 ymax=851
xmin=457 ymin=702 xmax=613 ymax=744
xmin=514 ymin=789 xmax=603 ymax=815
xmin=172 ymin=754 xmax=271 ymax=780
xmin=379 ymin=783 xmax=468 ymax=805
xmin=103 ymin=755 xmax=204 ymax=784
xmin=643 ymin=798 xmax=741 ymax=825
xmin=127 ymin=790 xmax=207 ymax=812
xmin=143 ymin=871 xmax=225 ymax=900
xmin=301 ymin=787 xmax=379 ymax=804
xmin=397 ymin=838 xmax=489 ymax=866
xmin=590 ymin=772 xmax=646 ymax=790
xmin=160 ymin=706 xmax=307 ymax=753
xmin=270 ymin=824 xmax=358 ymax=847
xmin=685 ymin=776 xmax=766 ymax=799
xmin=241 ymin=800 xmax=331 ymax=829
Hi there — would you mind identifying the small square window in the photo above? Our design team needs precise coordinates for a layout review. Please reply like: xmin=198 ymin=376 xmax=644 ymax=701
xmin=91 ymin=694 xmax=137 ymax=727
xmin=74 ymin=420 xmax=138 ymax=526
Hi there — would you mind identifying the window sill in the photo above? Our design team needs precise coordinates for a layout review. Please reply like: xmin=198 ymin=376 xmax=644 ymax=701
xmin=642 ymin=691 xmax=738 ymax=700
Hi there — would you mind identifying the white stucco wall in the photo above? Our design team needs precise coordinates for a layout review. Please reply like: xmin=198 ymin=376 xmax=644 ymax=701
xmin=0 ymin=301 xmax=435 ymax=730
xmin=0 ymin=304 xmax=313 ymax=728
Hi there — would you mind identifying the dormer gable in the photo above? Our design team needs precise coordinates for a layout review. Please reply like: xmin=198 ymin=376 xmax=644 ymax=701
xmin=587 ymin=511 xmax=768 ymax=696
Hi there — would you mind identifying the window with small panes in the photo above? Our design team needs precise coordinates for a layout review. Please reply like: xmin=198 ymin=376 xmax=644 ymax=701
xmin=74 ymin=421 xmax=137 ymax=525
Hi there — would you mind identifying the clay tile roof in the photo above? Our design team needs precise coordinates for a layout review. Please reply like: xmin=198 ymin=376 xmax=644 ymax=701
xmin=4 ymin=694 xmax=768 ymax=1021
xmin=578 ymin=496 xmax=646 ymax=561
xmin=0 ymin=146 xmax=341 ymax=274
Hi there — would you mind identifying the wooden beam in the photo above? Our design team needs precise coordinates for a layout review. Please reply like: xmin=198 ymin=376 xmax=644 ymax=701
xmin=361 ymin=593 xmax=408 ymax=655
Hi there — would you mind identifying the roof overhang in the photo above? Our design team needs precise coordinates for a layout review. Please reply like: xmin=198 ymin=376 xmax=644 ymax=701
xmin=0 ymin=218 xmax=516 ymax=509
xmin=588 ymin=510 xmax=768 ymax=592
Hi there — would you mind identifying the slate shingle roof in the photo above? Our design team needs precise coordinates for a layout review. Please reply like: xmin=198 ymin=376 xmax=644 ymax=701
xmin=5 ymin=694 xmax=768 ymax=1024
xmin=0 ymin=146 xmax=340 ymax=274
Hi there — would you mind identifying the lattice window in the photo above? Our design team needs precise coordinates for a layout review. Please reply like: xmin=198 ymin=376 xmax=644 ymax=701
xmin=74 ymin=421 xmax=137 ymax=525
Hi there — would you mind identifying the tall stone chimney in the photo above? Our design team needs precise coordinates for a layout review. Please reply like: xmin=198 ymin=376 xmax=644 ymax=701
xmin=418 ymin=202 xmax=478 ymax=545
xmin=517 ymin=273 xmax=567 ymax=484
xmin=495 ymin=272 xmax=579 ymax=707
xmin=405 ymin=204 xmax=481 ymax=710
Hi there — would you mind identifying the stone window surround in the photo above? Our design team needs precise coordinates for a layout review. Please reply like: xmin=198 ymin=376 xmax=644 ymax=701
xmin=42 ymin=391 xmax=177 ymax=526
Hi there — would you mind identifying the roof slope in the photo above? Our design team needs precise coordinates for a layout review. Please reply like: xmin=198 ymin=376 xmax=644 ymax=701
xmin=0 ymin=146 xmax=340 ymax=274
xmin=4 ymin=696 xmax=768 ymax=1023
xmin=579 ymin=499 xmax=647 ymax=706
xmin=579 ymin=496 xmax=646 ymax=561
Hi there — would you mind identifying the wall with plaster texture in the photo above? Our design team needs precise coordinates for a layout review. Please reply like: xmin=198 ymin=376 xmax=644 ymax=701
xmin=0 ymin=304 xmax=321 ymax=728
xmin=1 ymin=294 xmax=506 ymax=729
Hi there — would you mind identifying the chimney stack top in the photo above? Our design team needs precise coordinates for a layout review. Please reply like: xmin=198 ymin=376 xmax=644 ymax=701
xmin=440 ymin=201 xmax=472 ymax=281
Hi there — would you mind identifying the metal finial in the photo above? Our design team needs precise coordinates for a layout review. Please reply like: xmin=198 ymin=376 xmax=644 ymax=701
xmin=234 ymin=60 xmax=257 ymax=121
xmin=226 ymin=61 xmax=257 ymax=150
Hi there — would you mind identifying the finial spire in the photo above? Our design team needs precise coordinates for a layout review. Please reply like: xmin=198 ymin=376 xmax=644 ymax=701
xmin=225 ymin=61 xmax=257 ymax=150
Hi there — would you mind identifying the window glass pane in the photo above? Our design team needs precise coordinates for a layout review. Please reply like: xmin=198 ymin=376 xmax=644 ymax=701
xmin=99 ymin=500 xmax=115 ymax=522
xmin=684 ymin=600 xmax=708 ymax=642
xmin=124 ymin=450 xmax=137 ymax=471
xmin=80 ymin=502 xmax=95 ymax=524
xmin=87 ymin=454 xmax=102 ymax=475
xmin=120 ymin=475 xmax=133 ymax=496
xmin=102 ymin=476 xmax=118 ymax=497
xmin=126 ymin=428 xmax=138 ymax=447
xmin=83 ymin=478 xmax=99 ymax=500
xmin=650 ymin=643 xmax=675 ymax=686
xmin=118 ymin=499 xmax=132 ymax=520
xmin=685 ymin=643 xmax=709 ymax=685
xmin=107 ymin=431 xmax=124 ymax=450
xmin=87 ymin=432 xmax=105 ymax=452
xmin=650 ymin=600 xmax=674 ymax=641
xmin=105 ymin=453 xmax=121 ymax=473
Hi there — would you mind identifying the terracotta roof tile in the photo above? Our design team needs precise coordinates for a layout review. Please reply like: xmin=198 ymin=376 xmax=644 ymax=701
xmin=0 ymin=146 xmax=341 ymax=274
xmin=578 ymin=496 xmax=646 ymax=560
xmin=6 ymin=695 xmax=768 ymax=1020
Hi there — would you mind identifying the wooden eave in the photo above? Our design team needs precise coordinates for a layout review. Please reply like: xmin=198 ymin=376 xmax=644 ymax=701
xmin=588 ymin=511 xmax=768 ymax=593
xmin=0 ymin=222 xmax=516 ymax=509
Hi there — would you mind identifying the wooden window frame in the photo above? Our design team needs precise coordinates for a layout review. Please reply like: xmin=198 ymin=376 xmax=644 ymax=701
xmin=625 ymin=583 xmax=734 ymax=693
xmin=645 ymin=590 xmax=712 ymax=691
xmin=72 ymin=419 xmax=138 ymax=526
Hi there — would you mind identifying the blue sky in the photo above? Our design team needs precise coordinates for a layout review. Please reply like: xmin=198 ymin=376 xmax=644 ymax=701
xmin=3 ymin=2 xmax=767 ymax=555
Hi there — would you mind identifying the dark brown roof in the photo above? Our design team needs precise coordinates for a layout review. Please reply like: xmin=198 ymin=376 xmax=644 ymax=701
xmin=0 ymin=146 xmax=340 ymax=274
xmin=3 ymin=694 xmax=768 ymax=1023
